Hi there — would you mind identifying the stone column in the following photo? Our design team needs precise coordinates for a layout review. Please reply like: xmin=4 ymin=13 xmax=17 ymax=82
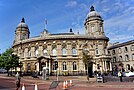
xmin=37 ymin=62 xmax=39 ymax=71
xmin=105 ymin=61 xmax=107 ymax=72
xmin=49 ymin=60 xmax=51 ymax=75
xmin=46 ymin=61 xmax=48 ymax=68
xmin=110 ymin=62 xmax=112 ymax=71
xmin=103 ymin=61 xmax=105 ymax=71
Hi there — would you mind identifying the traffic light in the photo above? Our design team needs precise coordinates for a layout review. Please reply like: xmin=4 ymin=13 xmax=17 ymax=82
xmin=55 ymin=61 xmax=58 ymax=69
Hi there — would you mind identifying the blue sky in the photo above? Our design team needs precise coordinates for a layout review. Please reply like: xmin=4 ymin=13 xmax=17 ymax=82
xmin=0 ymin=0 xmax=134 ymax=53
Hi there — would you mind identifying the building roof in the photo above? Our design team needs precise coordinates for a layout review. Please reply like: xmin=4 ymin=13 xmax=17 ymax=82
xmin=16 ymin=18 xmax=29 ymax=29
xmin=108 ymin=40 xmax=134 ymax=50
xmin=13 ymin=34 xmax=109 ymax=46
xmin=86 ymin=6 xmax=101 ymax=19
xmin=50 ymin=32 xmax=74 ymax=35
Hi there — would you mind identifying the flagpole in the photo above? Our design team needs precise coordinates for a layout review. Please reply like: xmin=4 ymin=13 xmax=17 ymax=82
xmin=45 ymin=19 xmax=47 ymax=29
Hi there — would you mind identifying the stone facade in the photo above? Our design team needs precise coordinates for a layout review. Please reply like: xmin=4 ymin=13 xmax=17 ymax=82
xmin=12 ymin=6 xmax=112 ymax=75
xmin=108 ymin=40 xmax=134 ymax=72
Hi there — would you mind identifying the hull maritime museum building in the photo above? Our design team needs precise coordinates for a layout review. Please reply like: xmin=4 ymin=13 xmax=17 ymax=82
xmin=12 ymin=6 xmax=112 ymax=75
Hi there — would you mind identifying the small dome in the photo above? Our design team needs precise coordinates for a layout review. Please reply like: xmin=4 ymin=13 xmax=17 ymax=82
xmin=87 ymin=11 xmax=101 ymax=18
xmin=16 ymin=18 xmax=28 ymax=28
xmin=86 ymin=6 xmax=101 ymax=18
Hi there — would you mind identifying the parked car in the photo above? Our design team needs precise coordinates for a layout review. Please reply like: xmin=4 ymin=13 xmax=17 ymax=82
xmin=124 ymin=72 xmax=134 ymax=77
xmin=0 ymin=69 xmax=7 ymax=73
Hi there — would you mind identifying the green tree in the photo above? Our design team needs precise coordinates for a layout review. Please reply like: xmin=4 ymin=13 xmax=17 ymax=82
xmin=0 ymin=48 xmax=20 ymax=75
xmin=82 ymin=51 xmax=93 ymax=77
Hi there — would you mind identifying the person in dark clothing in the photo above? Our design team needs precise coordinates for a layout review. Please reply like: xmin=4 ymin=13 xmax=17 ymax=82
xmin=16 ymin=77 xmax=20 ymax=90
xmin=118 ymin=71 xmax=123 ymax=82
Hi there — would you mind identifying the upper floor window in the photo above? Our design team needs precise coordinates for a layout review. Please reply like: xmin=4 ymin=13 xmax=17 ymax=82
xmin=124 ymin=47 xmax=128 ymax=52
xmin=96 ymin=48 xmax=99 ymax=55
xmin=125 ymin=55 xmax=129 ymax=61
xmin=99 ymin=26 xmax=103 ymax=32
xmin=132 ymin=54 xmax=134 ymax=60
xmin=43 ymin=49 xmax=48 ymax=56
xmin=119 ymin=56 xmax=123 ymax=61
xmin=63 ymin=62 xmax=67 ymax=70
xmin=91 ymin=26 xmax=95 ymax=32
xmin=118 ymin=48 xmax=122 ymax=54
xmin=113 ymin=57 xmax=116 ymax=62
xmin=28 ymin=49 xmax=31 ymax=57
xmin=35 ymin=49 xmax=39 ymax=56
xmin=52 ymin=48 xmax=57 ymax=56
xmin=112 ymin=50 xmax=115 ymax=55
xmin=73 ymin=61 xmax=77 ymax=70
xmin=131 ymin=45 xmax=134 ymax=51
xmin=62 ymin=48 xmax=66 ymax=56
xmin=72 ymin=48 xmax=77 ymax=56
xmin=108 ymin=50 xmax=110 ymax=54
xmin=104 ymin=48 xmax=107 ymax=54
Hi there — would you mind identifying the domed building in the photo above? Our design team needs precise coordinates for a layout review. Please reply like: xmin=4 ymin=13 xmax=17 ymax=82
xmin=12 ymin=6 xmax=111 ymax=75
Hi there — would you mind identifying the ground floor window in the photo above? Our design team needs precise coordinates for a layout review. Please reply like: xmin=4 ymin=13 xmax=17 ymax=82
xmin=73 ymin=61 xmax=77 ymax=70
xmin=27 ymin=63 xmax=31 ymax=71
xmin=63 ymin=62 xmax=67 ymax=70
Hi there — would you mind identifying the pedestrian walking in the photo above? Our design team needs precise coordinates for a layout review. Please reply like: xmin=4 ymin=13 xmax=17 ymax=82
xmin=16 ymin=77 xmax=20 ymax=90
xmin=118 ymin=71 xmax=123 ymax=82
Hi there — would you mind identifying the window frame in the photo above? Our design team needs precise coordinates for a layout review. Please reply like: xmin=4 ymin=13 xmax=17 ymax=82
xmin=63 ymin=62 xmax=67 ymax=70
xmin=73 ymin=61 xmax=77 ymax=70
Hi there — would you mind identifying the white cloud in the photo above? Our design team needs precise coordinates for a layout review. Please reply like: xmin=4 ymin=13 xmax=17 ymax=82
xmin=105 ymin=13 xmax=134 ymax=29
xmin=110 ymin=34 xmax=134 ymax=43
xmin=66 ymin=1 xmax=77 ymax=8
xmin=123 ymin=6 xmax=134 ymax=14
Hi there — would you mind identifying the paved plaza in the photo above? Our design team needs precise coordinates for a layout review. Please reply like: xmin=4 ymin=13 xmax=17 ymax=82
xmin=0 ymin=74 xmax=134 ymax=90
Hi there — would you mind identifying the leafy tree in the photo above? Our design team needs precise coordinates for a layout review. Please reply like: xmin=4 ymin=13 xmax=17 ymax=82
xmin=0 ymin=48 xmax=20 ymax=75
xmin=82 ymin=51 xmax=93 ymax=77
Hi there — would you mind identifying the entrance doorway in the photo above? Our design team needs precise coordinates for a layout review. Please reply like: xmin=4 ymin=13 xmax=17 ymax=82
xmin=88 ymin=62 xmax=93 ymax=77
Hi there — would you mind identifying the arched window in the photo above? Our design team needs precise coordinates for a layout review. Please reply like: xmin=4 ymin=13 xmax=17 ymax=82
xmin=112 ymin=50 xmax=115 ymax=55
xmin=52 ymin=48 xmax=57 ymax=56
xmin=131 ymin=45 xmax=134 ymax=51
xmin=125 ymin=55 xmax=129 ymax=61
xmin=52 ymin=61 xmax=58 ymax=70
xmin=27 ymin=63 xmax=31 ymax=71
xmin=91 ymin=26 xmax=95 ymax=32
xmin=72 ymin=48 xmax=77 ymax=56
xmin=96 ymin=48 xmax=99 ymax=55
xmin=118 ymin=48 xmax=122 ymax=54
xmin=124 ymin=47 xmax=128 ymax=52
xmin=35 ymin=49 xmax=39 ymax=56
xmin=132 ymin=54 xmax=134 ymax=60
xmin=127 ymin=64 xmax=130 ymax=70
xmin=119 ymin=56 xmax=122 ymax=61
xmin=113 ymin=57 xmax=116 ymax=62
xmin=73 ymin=61 xmax=77 ymax=70
xmin=62 ymin=48 xmax=66 ymax=56
xmin=43 ymin=49 xmax=48 ymax=56
xmin=99 ymin=25 xmax=103 ymax=32
xmin=28 ymin=49 xmax=31 ymax=57
xmin=63 ymin=62 xmax=67 ymax=70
